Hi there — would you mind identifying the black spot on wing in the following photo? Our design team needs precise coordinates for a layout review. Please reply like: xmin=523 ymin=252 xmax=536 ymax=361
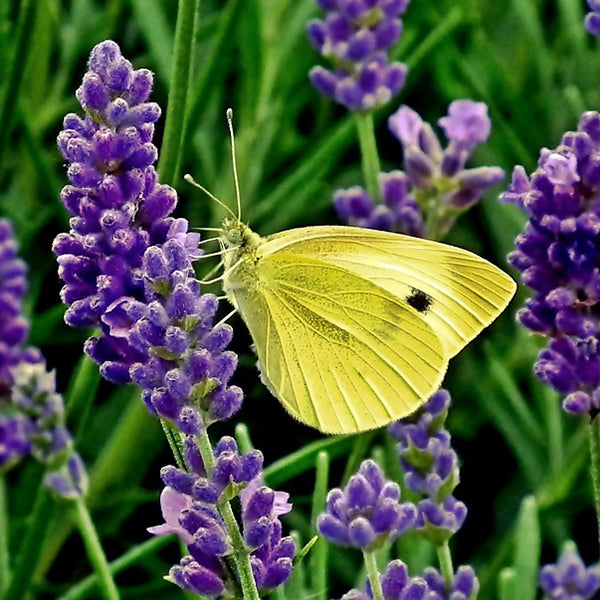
xmin=406 ymin=288 xmax=433 ymax=314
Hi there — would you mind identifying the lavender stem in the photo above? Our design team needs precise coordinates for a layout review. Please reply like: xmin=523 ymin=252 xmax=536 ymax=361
xmin=196 ymin=427 xmax=260 ymax=600
xmin=437 ymin=541 xmax=454 ymax=591
xmin=363 ymin=550 xmax=384 ymax=600
xmin=354 ymin=111 xmax=382 ymax=203
xmin=72 ymin=497 xmax=119 ymax=600
xmin=157 ymin=0 xmax=200 ymax=186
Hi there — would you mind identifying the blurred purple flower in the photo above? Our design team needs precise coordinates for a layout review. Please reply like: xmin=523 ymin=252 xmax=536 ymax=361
xmin=585 ymin=1 xmax=600 ymax=38
xmin=336 ymin=102 xmax=502 ymax=238
xmin=308 ymin=0 xmax=409 ymax=110
xmin=501 ymin=111 xmax=600 ymax=416
xmin=539 ymin=543 xmax=600 ymax=600
xmin=0 ymin=219 xmax=41 ymax=398
xmin=0 ymin=415 xmax=31 ymax=471
xmin=334 ymin=172 xmax=424 ymax=236
xmin=423 ymin=565 xmax=480 ymax=600
xmin=11 ymin=362 xmax=88 ymax=498
xmin=318 ymin=459 xmax=416 ymax=550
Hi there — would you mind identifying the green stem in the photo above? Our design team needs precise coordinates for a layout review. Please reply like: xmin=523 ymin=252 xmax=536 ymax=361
xmin=157 ymin=0 xmax=200 ymax=186
xmin=160 ymin=418 xmax=186 ymax=470
xmin=4 ymin=486 xmax=56 ymax=600
xmin=0 ymin=475 xmax=9 ymax=595
xmin=72 ymin=497 xmax=120 ymax=600
xmin=588 ymin=416 xmax=600 ymax=551
xmin=309 ymin=452 xmax=329 ymax=600
xmin=56 ymin=534 xmax=172 ymax=600
xmin=196 ymin=427 xmax=260 ymax=600
xmin=362 ymin=550 xmax=384 ymax=600
xmin=353 ymin=111 xmax=382 ymax=203
xmin=436 ymin=541 xmax=454 ymax=590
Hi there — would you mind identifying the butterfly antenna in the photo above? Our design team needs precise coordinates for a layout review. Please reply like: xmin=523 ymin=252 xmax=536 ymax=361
xmin=226 ymin=108 xmax=242 ymax=221
xmin=184 ymin=173 xmax=237 ymax=220
xmin=192 ymin=226 xmax=225 ymax=233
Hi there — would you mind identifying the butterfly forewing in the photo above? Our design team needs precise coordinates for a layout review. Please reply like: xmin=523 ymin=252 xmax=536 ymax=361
xmin=262 ymin=226 xmax=516 ymax=358
xmin=230 ymin=251 xmax=447 ymax=434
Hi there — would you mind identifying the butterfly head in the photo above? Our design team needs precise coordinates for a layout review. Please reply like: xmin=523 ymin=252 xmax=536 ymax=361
xmin=220 ymin=217 xmax=261 ymax=252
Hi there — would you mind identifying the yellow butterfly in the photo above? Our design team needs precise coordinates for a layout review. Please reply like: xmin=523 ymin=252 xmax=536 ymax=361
xmin=190 ymin=111 xmax=516 ymax=435
xmin=218 ymin=219 xmax=515 ymax=434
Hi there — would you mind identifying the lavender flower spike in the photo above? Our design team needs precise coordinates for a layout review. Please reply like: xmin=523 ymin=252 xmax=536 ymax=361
xmin=307 ymin=0 xmax=409 ymax=111
xmin=11 ymin=362 xmax=88 ymax=498
xmin=539 ymin=543 xmax=600 ymax=600
xmin=501 ymin=111 xmax=600 ymax=417
xmin=389 ymin=390 xmax=467 ymax=544
xmin=318 ymin=459 xmax=416 ymax=550
xmin=0 ymin=219 xmax=41 ymax=398
xmin=388 ymin=102 xmax=503 ymax=237
xmin=53 ymin=40 xmax=182 ymax=384
xmin=150 ymin=435 xmax=295 ymax=596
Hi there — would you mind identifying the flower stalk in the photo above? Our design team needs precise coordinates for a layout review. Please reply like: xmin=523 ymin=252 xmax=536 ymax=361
xmin=363 ymin=550 xmax=384 ymax=600
xmin=196 ymin=427 xmax=261 ymax=600
xmin=72 ymin=497 xmax=120 ymax=600
xmin=354 ymin=111 xmax=382 ymax=203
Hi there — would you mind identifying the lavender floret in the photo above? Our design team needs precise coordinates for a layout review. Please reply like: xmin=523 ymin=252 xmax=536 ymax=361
xmin=539 ymin=543 xmax=600 ymax=600
xmin=318 ymin=459 xmax=416 ymax=550
xmin=340 ymin=559 xmax=430 ymax=600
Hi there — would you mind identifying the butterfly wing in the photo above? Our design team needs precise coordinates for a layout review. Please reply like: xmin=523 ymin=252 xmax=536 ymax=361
xmin=229 ymin=252 xmax=446 ymax=434
xmin=261 ymin=226 xmax=516 ymax=359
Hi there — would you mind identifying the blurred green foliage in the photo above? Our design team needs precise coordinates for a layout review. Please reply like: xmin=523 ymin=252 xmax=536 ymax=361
xmin=1 ymin=0 xmax=599 ymax=598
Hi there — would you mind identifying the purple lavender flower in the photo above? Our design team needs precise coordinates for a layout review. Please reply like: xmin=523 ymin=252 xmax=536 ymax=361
xmin=150 ymin=435 xmax=295 ymax=596
xmin=0 ymin=415 xmax=31 ymax=471
xmin=336 ymin=102 xmax=503 ymax=238
xmin=501 ymin=111 xmax=600 ymax=416
xmin=340 ymin=559 xmax=430 ymax=600
xmin=539 ymin=543 xmax=600 ymax=600
xmin=387 ymin=102 xmax=503 ymax=237
xmin=318 ymin=459 xmax=416 ymax=550
xmin=53 ymin=40 xmax=181 ymax=384
xmin=94 ymin=224 xmax=238 ymax=431
xmin=389 ymin=390 xmax=467 ymax=545
xmin=423 ymin=565 xmax=479 ymax=600
xmin=0 ymin=219 xmax=41 ymax=398
xmin=307 ymin=0 xmax=409 ymax=110
xmin=585 ymin=1 xmax=600 ymax=38
xmin=10 ymin=362 xmax=88 ymax=498
xmin=334 ymin=171 xmax=424 ymax=236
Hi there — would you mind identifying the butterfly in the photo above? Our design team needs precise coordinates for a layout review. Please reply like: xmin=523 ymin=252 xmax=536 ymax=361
xmin=217 ymin=218 xmax=515 ymax=434
xmin=190 ymin=111 xmax=516 ymax=435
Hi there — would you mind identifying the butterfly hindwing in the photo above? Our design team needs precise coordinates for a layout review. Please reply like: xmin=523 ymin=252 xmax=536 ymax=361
xmin=262 ymin=226 xmax=516 ymax=359
xmin=232 ymin=251 xmax=447 ymax=434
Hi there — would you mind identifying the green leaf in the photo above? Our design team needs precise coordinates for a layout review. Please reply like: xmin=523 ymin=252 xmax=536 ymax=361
xmin=512 ymin=496 xmax=540 ymax=600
